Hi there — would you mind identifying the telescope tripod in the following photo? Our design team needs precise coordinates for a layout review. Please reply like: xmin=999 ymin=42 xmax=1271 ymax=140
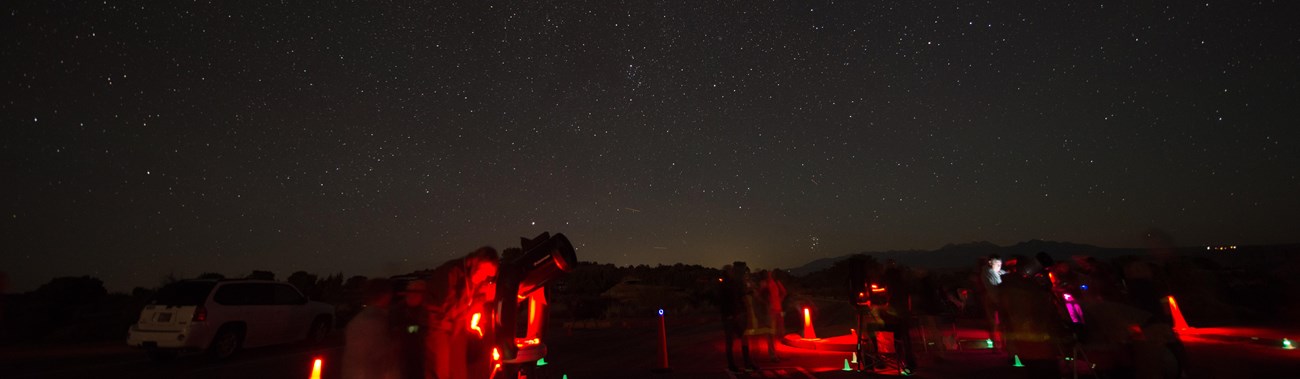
xmin=853 ymin=306 xmax=912 ymax=375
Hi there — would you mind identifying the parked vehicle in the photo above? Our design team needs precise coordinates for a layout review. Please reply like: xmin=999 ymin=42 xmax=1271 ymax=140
xmin=126 ymin=279 xmax=335 ymax=360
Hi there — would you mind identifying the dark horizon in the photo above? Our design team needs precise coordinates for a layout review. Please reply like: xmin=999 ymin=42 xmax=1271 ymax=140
xmin=8 ymin=238 xmax=1296 ymax=294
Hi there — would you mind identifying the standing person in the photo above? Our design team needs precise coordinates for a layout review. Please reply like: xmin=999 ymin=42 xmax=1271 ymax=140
xmin=759 ymin=270 xmax=786 ymax=361
xmin=913 ymin=270 xmax=949 ymax=356
xmin=343 ymin=279 xmax=399 ymax=379
xmin=881 ymin=260 xmax=917 ymax=373
xmin=718 ymin=262 xmax=759 ymax=373
xmin=979 ymin=256 xmax=1005 ymax=349
xmin=426 ymin=247 xmax=500 ymax=379
xmin=392 ymin=279 xmax=429 ymax=379
xmin=998 ymin=259 xmax=1068 ymax=378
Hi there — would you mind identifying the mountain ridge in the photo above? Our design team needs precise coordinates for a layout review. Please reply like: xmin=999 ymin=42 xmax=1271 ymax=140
xmin=787 ymin=239 xmax=1129 ymax=276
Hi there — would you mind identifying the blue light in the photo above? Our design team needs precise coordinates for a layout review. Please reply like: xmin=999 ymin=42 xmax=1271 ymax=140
xmin=1080 ymin=285 xmax=1089 ymax=291
xmin=658 ymin=309 xmax=664 ymax=316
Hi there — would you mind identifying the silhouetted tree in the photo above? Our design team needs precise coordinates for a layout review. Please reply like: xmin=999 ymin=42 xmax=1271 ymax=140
xmin=32 ymin=276 xmax=108 ymax=330
xmin=197 ymin=272 xmax=226 ymax=280
xmin=344 ymin=275 xmax=368 ymax=292
xmin=158 ymin=272 xmax=180 ymax=288
xmin=246 ymin=270 xmax=276 ymax=280
xmin=287 ymin=271 xmax=318 ymax=297
xmin=315 ymin=272 xmax=344 ymax=302
xmin=131 ymin=287 xmax=155 ymax=301
xmin=35 ymin=276 xmax=107 ymax=306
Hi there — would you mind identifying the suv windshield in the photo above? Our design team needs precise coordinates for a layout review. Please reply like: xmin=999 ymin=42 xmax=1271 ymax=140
xmin=153 ymin=281 xmax=217 ymax=306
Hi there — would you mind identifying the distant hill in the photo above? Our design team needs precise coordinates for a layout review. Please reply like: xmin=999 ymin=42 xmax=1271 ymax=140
xmin=786 ymin=240 xmax=1136 ymax=276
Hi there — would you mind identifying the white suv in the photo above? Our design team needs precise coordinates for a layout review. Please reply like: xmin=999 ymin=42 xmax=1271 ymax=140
xmin=127 ymin=279 xmax=335 ymax=360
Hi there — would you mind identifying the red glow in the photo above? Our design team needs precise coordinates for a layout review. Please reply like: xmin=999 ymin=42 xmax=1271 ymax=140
xmin=1128 ymin=324 xmax=1145 ymax=341
xmin=489 ymin=348 xmax=503 ymax=378
xmin=528 ymin=297 xmax=537 ymax=325
xmin=192 ymin=306 xmax=207 ymax=322
xmin=802 ymin=307 xmax=817 ymax=339
xmin=1048 ymin=272 xmax=1057 ymax=286
xmin=470 ymin=312 xmax=484 ymax=337
xmin=309 ymin=358 xmax=322 ymax=379
xmin=516 ymin=337 xmax=540 ymax=346
xmin=1167 ymin=296 xmax=1191 ymax=332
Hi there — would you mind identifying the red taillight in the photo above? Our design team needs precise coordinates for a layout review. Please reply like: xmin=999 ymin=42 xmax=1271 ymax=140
xmin=193 ymin=306 xmax=207 ymax=322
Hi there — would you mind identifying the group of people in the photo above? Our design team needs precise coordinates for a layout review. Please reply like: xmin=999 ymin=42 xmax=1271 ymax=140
xmin=342 ymin=248 xmax=501 ymax=379
xmin=716 ymin=261 xmax=787 ymax=374
xmin=976 ymin=252 xmax=1186 ymax=378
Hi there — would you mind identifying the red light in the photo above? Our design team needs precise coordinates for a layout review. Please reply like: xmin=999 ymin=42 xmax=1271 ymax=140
xmin=192 ymin=306 xmax=207 ymax=322
xmin=309 ymin=358 xmax=322 ymax=379
xmin=492 ymin=347 xmax=501 ymax=361
xmin=801 ymin=307 xmax=817 ymax=339
xmin=470 ymin=312 xmax=484 ymax=338
xmin=528 ymin=298 xmax=537 ymax=325
xmin=1167 ymin=296 xmax=1191 ymax=332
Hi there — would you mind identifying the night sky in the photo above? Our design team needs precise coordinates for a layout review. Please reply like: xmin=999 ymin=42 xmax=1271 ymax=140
xmin=4 ymin=1 xmax=1298 ymax=292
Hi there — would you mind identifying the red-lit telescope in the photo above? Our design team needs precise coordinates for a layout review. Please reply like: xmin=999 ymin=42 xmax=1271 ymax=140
xmin=491 ymin=232 xmax=578 ymax=379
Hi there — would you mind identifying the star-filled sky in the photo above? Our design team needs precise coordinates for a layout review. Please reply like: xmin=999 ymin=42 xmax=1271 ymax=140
xmin=4 ymin=1 xmax=1298 ymax=292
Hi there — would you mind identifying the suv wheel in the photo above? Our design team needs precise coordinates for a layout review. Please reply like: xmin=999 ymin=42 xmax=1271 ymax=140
xmin=307 ymin=316 xmax=331 ymax=344
xmin=209 ymin=325 xmax=244 ymax=360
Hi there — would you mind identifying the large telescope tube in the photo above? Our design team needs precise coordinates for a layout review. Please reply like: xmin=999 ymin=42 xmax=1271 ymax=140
xmin=494 ymin=232 xmax=577 ymax=361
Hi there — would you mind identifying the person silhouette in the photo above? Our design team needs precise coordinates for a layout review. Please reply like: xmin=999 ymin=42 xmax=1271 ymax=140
xmin=718 ymin=262 xmax=759 ymax=373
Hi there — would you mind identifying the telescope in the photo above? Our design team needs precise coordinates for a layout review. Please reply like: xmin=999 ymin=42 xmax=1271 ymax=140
xmin=493 ymin=232 xmax=578 ymax=364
